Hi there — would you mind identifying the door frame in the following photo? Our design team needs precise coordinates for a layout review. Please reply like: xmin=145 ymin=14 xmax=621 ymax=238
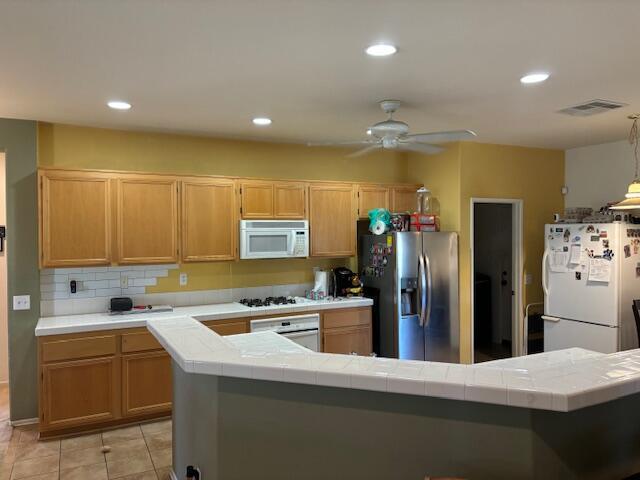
xmin=470 ymin=198 xmax=524 ymax=362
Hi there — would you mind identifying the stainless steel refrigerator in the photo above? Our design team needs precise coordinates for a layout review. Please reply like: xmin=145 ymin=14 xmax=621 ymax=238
xmin=359 ymin=231 xmax=459 ymax=362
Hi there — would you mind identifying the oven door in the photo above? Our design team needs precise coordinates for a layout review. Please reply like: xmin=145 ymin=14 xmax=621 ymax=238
xmin=281 ymin=330 xmax=319 ymax=352
xmin=241 ymin=230 xmax=294 ymax=259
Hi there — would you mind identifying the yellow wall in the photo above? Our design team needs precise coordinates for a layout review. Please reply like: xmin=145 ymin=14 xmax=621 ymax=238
xmin=37 ymin=123 xmax=403 ymax=291
xmin=458 ymin=142 xmax=564 ymax=362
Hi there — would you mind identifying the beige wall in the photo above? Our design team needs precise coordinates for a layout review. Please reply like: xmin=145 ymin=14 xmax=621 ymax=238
xmin=0 ymin=153 xmax=6 ymax=383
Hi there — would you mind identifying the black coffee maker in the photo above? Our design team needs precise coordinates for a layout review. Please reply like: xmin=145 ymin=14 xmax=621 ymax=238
xmin=333 ymin=267 xmax=363 ymax=297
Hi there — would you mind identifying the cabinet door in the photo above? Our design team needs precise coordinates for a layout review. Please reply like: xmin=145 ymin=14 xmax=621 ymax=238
xmin=240 ymin=181 xmax=274 ymax=218
xmin=274 ymin=182 xmax=306 ymax=218
xmin=122 ymin=351 xmax=172 ymax=417
xmin=309 ymin=184 xmax=356 ymax=257
xmin=323 ymin=325 xmax=372 ymax=355
xmin=117 ymin=176 xmax=179 ymax=264
xmin=181 ymin=179 xmax=237 ymax=262
xmin=40 ymin=170 xmax=112 ymax=267
xmin=358 ymin=186 xmax=389 ymax=219
xmin=390 ymin=186 xmax=417 ymax=214
xmin=41 ymin=356 xmax=119 ymax=430
xmin=208 ymin=320 xmax=248 ymax=336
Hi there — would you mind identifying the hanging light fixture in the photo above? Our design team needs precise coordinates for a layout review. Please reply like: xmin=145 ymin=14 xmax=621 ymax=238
xmin=611 ymin=114 xmax=640 ymax=210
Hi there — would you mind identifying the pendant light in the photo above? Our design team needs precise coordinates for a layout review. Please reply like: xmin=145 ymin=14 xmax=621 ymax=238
xmin=611 ymin=114 xmax=640 ymax=210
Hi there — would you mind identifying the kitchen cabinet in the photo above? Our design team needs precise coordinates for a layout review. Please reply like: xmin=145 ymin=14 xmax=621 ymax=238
xmin=39 ymin=170 xmax=112 ymax=267
xmin=322 ymin=307 xmax=372 ymax=355
xmin=390 ymin=186 xmax=418 ymax=214
xmin=309 ymin=183 xmax=356 ymax=257
xmin=40 ymin=356 xmax=119 ymax=431
xmin=206 ymin=319 xmax=249 ymax=336
xmin=181 ymin=178 xmax=237 ymax=262
xmin=240 ymin=180 xmax=306 ymax=219
xmin=122 ymin=351 xmax=172 ymax=417
xmin=116 ymin=175 xmax=179 ymax=264
xmin=358 ymin=185 xmax=389 ymax=219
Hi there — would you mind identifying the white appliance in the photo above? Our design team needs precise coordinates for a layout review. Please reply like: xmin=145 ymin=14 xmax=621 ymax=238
xmin=250 ymin=313 xmax=320 ymax=351
xmin=542 ymin=223 xmax=640 ymax=353
xmin=240 ymin=220 xmax=309 ymax=259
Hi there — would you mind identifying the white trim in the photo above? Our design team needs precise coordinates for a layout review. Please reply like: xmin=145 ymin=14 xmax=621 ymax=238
xmin=470 ymin=198 xmax=524 ymax=363
xmin=169 ymin=470 xmax=178 ymax=480
xmin=10 ymin=417 xmax=38 ymax=427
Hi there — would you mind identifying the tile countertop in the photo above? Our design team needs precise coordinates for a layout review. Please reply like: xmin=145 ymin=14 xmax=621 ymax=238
xmin=148 ymin=316 xmax=640 ymax=412
xmin=35 ymin=296 xmax=373 ymax=336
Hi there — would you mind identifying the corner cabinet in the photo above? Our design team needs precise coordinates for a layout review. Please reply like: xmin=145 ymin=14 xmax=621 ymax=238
xmin=39 ymin=170 xmax=112 ymax=267
xmin=357 ymin=185 xmax=389 ymax=219
xmin=309 ymin=183 xmax=356 ymax=257
xmin=181 ymin=178 xmax=237 ymax=262
xmin=116 ymin=175 xmax=179 ymax=264
xmin=390 ymin=186 xmax=418 ymax=214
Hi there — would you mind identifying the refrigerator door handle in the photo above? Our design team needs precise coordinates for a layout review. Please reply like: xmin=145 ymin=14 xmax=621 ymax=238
xmin=418 ymin=254 xmax=427 ymax=327
xmin=542 ymin=249 xmax=550 ymax=297
xmin=542 ymin=315 xmax=561 ymax=323
xmin=423 ymin=253 xmax=433 ymax=328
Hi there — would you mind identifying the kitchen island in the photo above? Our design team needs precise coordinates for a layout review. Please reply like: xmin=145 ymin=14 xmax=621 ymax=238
xmin=149 ymin=316 xmax=640 ymax=480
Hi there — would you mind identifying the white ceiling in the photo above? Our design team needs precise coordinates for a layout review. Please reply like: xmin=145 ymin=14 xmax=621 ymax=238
xmin=1 ymin=0 xmax=639 ymax=150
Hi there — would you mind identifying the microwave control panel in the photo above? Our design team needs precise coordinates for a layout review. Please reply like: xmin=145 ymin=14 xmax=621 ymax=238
xmin=293 ymin=231 xmax=307 ymax=256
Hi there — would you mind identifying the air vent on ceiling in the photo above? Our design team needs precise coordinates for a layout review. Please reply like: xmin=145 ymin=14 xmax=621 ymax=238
xmin=558 ymin=99 xmax=627 ymax=117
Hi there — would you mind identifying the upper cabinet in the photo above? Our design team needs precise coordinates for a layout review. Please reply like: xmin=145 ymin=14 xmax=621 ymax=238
xmin=357 ymin=185 xmax=389 ymax=219
xmin=309 ymin=183 xmax=356 ymax=257
xmin=240 ymin=180 xmax=306 ymax=219
xmin=116 ymin=175 xmax=179 ymax=264
xmin=39 ymin=170 xmax=112 ymax=267
xmin=390 ymin=186 xmax=419 ymax=214
xmin=181 ymin=178 xmax=237 ymax=262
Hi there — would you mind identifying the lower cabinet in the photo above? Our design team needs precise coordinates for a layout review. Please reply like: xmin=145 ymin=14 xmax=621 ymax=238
xmin=322 ymin=307 xmax=372 ymax=355
xmin=207 ymin=319 xmax=248 ymax=336
xmin=41 ymin=356 xmax=119 ymax=431
xmin=122 ymin=351 xmax=172 ymax=417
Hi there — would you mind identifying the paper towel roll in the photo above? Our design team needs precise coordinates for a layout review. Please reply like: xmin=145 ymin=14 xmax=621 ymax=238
xmin=371 ymin=220 xmax=386 ymax=235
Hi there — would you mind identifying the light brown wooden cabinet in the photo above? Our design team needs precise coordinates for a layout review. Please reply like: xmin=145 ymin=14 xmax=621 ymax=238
xmin=122 ymin=351 xmax=172 ymax=417
xmin=322 ymin=307 xmax=372 ymax=355
xmin=181 ymin=178 xmax=237 ymax=262
xmin=390 ymin=186 xmax=418 ymax=214
xmin=240 ymin=180 xmax=306 ymax=219
xmin=39 ymin=170 xmax=112 ymax=267
xmin=357 ymin=185 xmax=389 ymax=219
xmin=206 ymin=319 xmax=248 ymax=336
xmin=41 ymin=356 xmax=119 ymax=431
xmin=309 ymin=183 xmax=356 ymax=257
xmin=117 ymin=176 xmax=179 ymax=264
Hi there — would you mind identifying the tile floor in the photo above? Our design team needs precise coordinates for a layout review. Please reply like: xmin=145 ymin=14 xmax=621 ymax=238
xmin=0 ymin=387 xmax=173 ymax=480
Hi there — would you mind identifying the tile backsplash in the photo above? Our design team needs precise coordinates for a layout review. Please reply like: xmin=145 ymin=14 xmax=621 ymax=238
xmin=40 ymin=265 xmax=312 ymax=317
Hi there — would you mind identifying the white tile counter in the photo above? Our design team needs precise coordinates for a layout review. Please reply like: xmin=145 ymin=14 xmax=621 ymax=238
xmin=35 ymin=296 xmax=373 ymax=336
xmin=148 ymin=316 xmax=640 ymax=412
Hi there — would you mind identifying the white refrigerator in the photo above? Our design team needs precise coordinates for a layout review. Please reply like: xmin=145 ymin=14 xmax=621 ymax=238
xmin=542 ymin=223 xmax=640 ymax=353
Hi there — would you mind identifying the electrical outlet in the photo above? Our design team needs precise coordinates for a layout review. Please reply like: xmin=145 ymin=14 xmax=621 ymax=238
xmin=121 ymin=276 xmax=129 ymax=288
xmin=179 ymin=273 xmax=188 ymax=286
xmin=13 ymin=295 xmax=30 ymax=311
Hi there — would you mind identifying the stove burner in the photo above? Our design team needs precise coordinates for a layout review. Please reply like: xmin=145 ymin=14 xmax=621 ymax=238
xmin=239 ymin=296 xmax=297 ymax=307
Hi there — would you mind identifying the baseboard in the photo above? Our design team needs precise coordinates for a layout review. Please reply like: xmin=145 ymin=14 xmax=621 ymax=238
xmin=10 ymin=417 xmax=38 ymax=427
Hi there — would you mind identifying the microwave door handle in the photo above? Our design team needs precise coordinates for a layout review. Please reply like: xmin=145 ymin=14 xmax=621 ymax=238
xmin=289 ymin=231 xmax=296 ymax=255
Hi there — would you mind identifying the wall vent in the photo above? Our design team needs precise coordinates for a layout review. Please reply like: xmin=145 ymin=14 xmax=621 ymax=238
xmin=558 ymin=99 xmax=627 ymax=117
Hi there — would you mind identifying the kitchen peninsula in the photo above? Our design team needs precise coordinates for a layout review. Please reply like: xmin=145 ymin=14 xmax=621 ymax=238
xmin=150 ymin=316 xmax=640 ymax=480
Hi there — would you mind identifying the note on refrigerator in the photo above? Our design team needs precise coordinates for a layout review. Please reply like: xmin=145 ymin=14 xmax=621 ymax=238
xmin=588 ymin=258 xmax=611 ymax=283
xmin=569 ymin=244 xmax=581 ymax=264
xmin=550 ymin=251 xmax=569 ymax=273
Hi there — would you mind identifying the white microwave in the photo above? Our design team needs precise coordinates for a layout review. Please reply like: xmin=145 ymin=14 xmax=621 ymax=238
xmin=239 ymin=220 xmax=309 ymax=259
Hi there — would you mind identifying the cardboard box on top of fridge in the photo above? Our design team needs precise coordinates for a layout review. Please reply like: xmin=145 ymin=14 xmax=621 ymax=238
xmin=410 ymin=213 xmax=438 ymax=225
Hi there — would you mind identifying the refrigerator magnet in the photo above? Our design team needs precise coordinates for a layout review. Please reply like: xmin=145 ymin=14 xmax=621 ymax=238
xmin=563 ymin=229 xmax=571 ymax=242
xmin=575 ymin=272 xmax=581 ymax=280
xmin=602 ymin=239 xmax=609 ymax=249
xmin=586 ymin=225 xmax=595 ymax=233
xmin=624 ymin=245 xmax=631 ymax=258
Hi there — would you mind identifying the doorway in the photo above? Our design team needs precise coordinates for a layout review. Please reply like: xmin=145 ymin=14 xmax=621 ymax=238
xmin=0 ymin=153 xmax=7 ymax=420
xmin=471 ymin=199 xmax=523 ymax=363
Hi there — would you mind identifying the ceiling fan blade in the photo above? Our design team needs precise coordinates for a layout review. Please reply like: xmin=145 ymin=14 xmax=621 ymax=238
xmin=307 ymin=140 xmax=376 ymax=147
xmin=347 ymin=143 xmax=383 ymax=158
xmin=396 ymin=142 xmax=444 ymax=155
xmin=405 ymin=129 xmax=477 ymax=144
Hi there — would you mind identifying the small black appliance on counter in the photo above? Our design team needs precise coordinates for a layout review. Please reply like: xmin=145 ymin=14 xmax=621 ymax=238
xmin=333 ymin=267 xmax=362 ymax=297
xmin=110 ymin=297 xmax=133 ymax=312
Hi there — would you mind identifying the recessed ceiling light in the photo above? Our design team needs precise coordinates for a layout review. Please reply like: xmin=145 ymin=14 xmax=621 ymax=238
xmin=107 ymin=100 xmax=131 ymax=110
xmin=365 ymin=44 xmax=397 ymax=57
xmin=252 ymin=117 xmax=272 ymax=126
xmin=520 ymin=72 xmax=550 ymax=84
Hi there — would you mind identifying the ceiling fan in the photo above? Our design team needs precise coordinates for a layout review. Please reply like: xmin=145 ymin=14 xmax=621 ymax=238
xmin=309 ymin=100 xmax=476 ymax=157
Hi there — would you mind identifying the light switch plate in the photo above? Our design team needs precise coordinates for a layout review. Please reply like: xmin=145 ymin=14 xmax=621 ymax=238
xmin=13 ymin=295 xmax=30 ymax=311
xmin=179 ymin=273 xmax=188 ymax=286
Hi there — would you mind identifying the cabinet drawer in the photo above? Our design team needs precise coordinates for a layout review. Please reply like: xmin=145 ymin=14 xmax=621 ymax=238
xmin=208 ymin=320 xmax=248 ymax=336
xmin=41 ymin=335 xmax=117 ymax=363
xmin=121 ymin=331 xmax=163 ymax=353
xmin=323 ymin=308 xmax=371 ymax=330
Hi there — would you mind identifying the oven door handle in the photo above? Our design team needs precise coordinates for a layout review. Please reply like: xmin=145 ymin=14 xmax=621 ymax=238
xmin=281 ymin=329 xmax=319 ymax=338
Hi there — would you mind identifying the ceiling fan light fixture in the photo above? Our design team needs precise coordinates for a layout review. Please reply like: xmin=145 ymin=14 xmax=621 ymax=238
xmin=252 ymin=117 xmax=272 ymax=126
xmin=365 ymin=44 xmax=397 ymax=57
xmin=520 ymin=72 xmax=550 ymax=84
xmin=107 ymin=100 xmax=131 ymax=110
